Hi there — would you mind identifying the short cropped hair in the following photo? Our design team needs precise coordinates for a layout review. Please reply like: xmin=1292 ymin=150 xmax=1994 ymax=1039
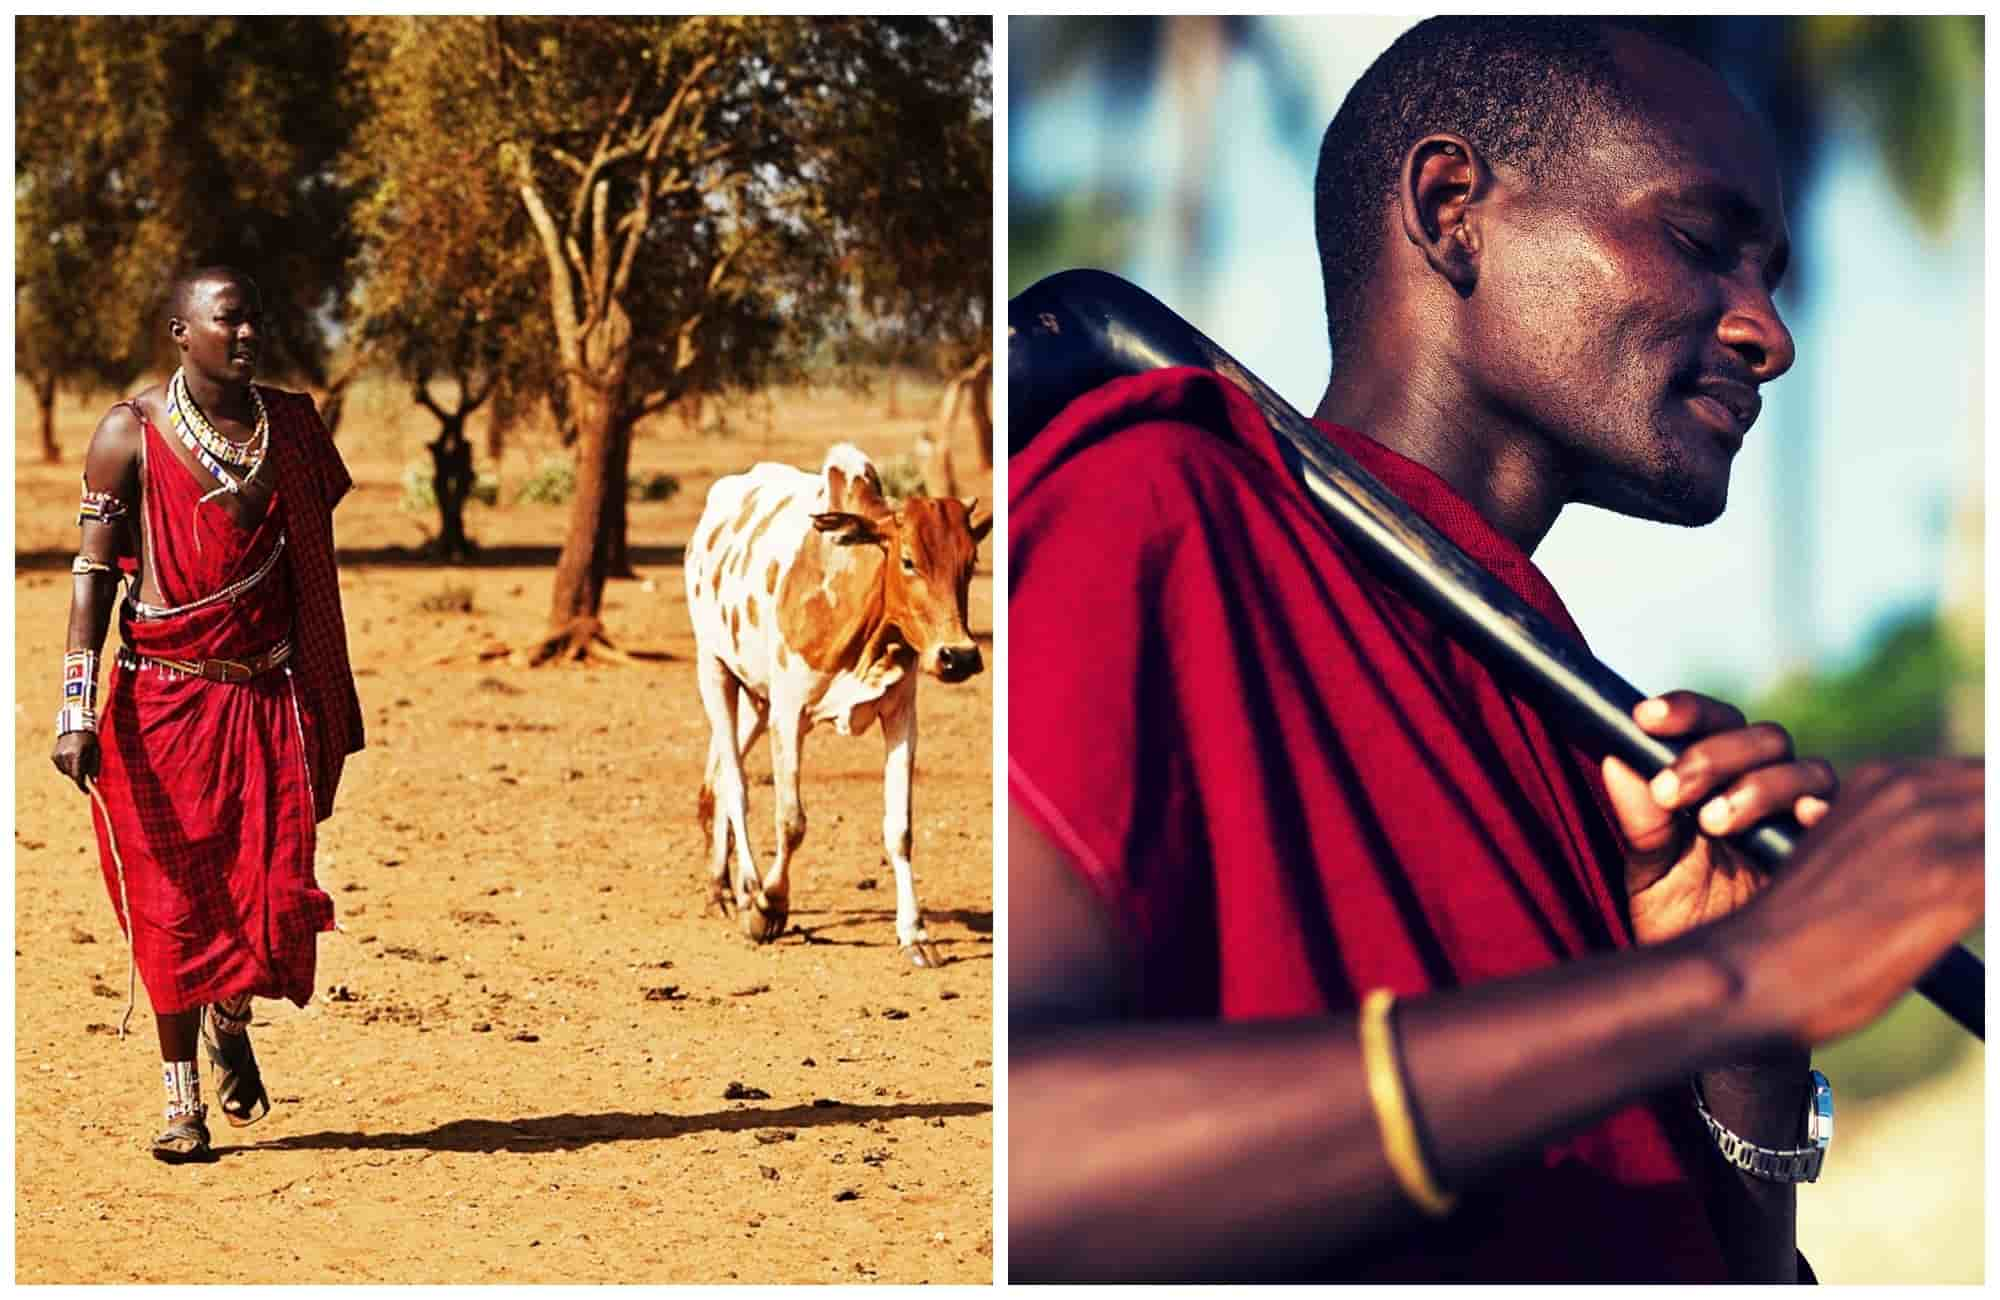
xmin=1314 ymin=17 xmax=1685 ymax=364
xmin=169 ymin=265 xmax=258 ymax=323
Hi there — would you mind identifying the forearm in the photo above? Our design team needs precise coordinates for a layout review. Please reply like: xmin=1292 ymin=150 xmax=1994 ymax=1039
xmin=1011 ymin=932 xmax=1780 ymax=1281
xmin=57 ymin=515 xmax=127 ymax=748
xmin=64 ymin=571 xmax=120 ymax=655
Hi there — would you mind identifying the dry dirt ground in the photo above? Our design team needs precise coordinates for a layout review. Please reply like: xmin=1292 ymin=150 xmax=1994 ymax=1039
xmin=14 ymin=376 xmax=995 ymax=1283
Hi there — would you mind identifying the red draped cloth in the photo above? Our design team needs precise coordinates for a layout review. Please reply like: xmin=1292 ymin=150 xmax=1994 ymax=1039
xmin=91 ymin=388 xmax=361 ymax=1014
xmin=1010 ymin=368 xmax=1730 ymax=1281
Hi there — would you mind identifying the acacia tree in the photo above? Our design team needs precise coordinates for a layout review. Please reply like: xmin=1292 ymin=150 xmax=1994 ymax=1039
xmin=820 ymin=20 xmax=994 ymax=490
xmin=16 ymin=16 xmax=359 ymax=436
xmin=347 ymin=16 xmax=990 ymax=662
xmin=16 ymin=268 xmax=139 ymax=463
xmin=834 ymin=21 xmax=995 ymax=370
xmin=346 ymin=20 xmax=556 ymax=559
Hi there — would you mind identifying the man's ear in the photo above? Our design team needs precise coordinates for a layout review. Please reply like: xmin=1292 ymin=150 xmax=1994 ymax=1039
xmin=1399 ymin=133 xmax=1484 ymax=296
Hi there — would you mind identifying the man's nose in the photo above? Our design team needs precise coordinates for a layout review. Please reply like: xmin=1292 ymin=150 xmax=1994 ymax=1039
xmin=1718 ymin=285 xmax=1795 ymax=383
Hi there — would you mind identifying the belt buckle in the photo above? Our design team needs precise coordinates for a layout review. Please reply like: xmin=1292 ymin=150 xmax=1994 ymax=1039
xmin=203 ymin=658 xmax=251 ymax=684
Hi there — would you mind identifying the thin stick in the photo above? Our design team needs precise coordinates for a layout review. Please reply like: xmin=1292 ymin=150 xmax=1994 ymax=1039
xmin=83 ymin=774 xmax=137 ymax=1040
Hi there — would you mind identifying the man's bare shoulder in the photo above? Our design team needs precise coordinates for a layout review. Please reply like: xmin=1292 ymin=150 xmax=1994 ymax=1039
xmin=88 ymin=389 xmax=158 ymax=460
xmin=77 ymin=391 xmax=154 ymax=494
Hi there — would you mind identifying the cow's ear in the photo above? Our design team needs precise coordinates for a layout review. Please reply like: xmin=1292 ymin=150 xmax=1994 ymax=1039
xmin=813 ymin=511 xmax=884 ymax=546
xmin=962 ymin=497 xmax=992 ymax=545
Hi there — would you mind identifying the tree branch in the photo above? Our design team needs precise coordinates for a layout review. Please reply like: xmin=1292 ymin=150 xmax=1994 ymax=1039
xmin=567 ymin=76 xmax=641 ymax=238
xmin=608 ymin=52 xmax=722 ymax=301
xmin=412 ymin=376 xmax=450 ymax=423
xmin=564 ymin=233 xmax=593 ymax=322
xmin=633 ymin=386 xmax=684 ymax=420
xmin=590 ymin=176 xmax=612 ymax=311
xmin=694 ymin=168 xmax=752 ymax=197
xmin=547 ymin=147 xmax=591 ymax=178
xmin=515 ymin=170 xmax=585 ymax=385
xmin=671 ymin=311 xmax=705 ymax=376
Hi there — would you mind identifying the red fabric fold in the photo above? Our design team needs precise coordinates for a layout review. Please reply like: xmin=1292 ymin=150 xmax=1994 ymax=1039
xmin=266 ymin=388 xmax=365 ymax=822
xmin=90 ymin=390 xmax=358 ymax=1014
xmin=1010 ymin=367 xmax=1728 ymax=1281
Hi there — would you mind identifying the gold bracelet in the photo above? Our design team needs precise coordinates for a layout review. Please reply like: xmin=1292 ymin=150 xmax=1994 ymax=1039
xmin=1359 ymin=988 xmax=1457 ymax=1218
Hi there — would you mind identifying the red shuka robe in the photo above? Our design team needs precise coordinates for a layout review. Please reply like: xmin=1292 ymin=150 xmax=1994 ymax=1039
xmin=91 ymin=387 xmax=362 ymax=1014
xmin=1009 ymin=368 xmax=1731 ymax=1281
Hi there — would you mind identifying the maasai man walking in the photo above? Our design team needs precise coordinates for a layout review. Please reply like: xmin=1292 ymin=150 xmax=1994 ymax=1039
xmin=51 ymin=266 xmax=364 ymax=1164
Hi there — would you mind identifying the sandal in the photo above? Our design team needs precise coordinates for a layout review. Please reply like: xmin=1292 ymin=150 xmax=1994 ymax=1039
xmin=201 ymin=1000 xmax=271 ymax=1128
xmin=152 ymin=1107 xmax=216 ymax=1164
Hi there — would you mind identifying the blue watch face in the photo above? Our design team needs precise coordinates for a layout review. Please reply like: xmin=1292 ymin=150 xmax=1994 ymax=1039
xmin=1808 ymin=1068 xmax=1834 ymax=1148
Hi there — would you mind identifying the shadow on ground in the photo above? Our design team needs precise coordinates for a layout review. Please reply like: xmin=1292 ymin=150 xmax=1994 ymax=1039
xmin=232 ymin=1099 xmax=993 ymax=1156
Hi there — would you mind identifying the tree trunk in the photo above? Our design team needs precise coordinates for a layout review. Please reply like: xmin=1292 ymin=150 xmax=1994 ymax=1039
xmin=429 ymin=416 xmax=476 ymax=563
xmin=37 ymin=373 xmax=59 ymax=463
xmin=605 ymin=415 xmax=635 ymax=579
xmin=540 ymin=386 xmax=624 ymax=659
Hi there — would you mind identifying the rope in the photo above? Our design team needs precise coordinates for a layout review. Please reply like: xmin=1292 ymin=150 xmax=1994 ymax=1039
xmin=82 ymin=774 xmax=137 ymax=1040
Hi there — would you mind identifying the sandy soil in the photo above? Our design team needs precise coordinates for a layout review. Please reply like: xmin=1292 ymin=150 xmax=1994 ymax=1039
xmin=14 ymin=377 xmax=995 ymax=1283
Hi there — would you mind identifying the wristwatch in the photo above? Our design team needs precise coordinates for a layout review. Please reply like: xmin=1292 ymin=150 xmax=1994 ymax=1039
xmin=1692 ymin=1068 xmax=1833 ymax=1183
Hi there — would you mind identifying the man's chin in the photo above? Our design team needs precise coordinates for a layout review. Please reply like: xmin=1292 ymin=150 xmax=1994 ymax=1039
xmin=1577 ymin=472 xmax=1728 ymax=528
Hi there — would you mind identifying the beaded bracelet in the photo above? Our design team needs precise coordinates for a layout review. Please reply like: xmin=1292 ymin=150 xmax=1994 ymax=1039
xmin=56 ymin=704 xmax=98 ymax=736
xmin=77 ymin=477 xmax=129 ymax=526
xmin=59 ymin=650 xmax=99 ymax=735
xmin=71 ymin=555 xmax=115 ymax=577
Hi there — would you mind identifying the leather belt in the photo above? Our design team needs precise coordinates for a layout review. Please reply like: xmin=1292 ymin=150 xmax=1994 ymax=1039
xmin=119 ymin=640 xmax=292 ymax=683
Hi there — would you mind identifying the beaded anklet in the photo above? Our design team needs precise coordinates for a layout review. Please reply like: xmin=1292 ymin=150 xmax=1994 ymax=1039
xmin=162 ymin=1059 xmax=204 ymax=1122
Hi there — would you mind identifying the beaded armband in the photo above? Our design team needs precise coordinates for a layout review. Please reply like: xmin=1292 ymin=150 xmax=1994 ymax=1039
xmin=71 ymin=556 xmax=116 ymax=577
xmin=78 ymin=476 xmax=129 ymax=527
xmin=58 ymin=650 xmax=99 ymax=735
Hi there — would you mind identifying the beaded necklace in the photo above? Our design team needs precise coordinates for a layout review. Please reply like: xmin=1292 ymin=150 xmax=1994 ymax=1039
xmin=165 ymin=368 xmax=272 ymax=552
xmin=166 ymin=368 xmax=269 ymax=497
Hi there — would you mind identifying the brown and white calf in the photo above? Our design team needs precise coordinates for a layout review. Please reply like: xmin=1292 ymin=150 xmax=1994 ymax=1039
xmin=685 ymin=445 xmax=990 ymax=966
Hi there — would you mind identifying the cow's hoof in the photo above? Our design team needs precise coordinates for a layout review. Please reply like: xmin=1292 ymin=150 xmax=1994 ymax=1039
xmin=901 ymin=940 xmax=944 ymax=969
xmin=740 ymin=893 xmax=789 ymax=944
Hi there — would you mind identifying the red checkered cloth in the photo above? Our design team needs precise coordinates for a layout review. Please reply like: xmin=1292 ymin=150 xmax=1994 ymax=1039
xmin=87 ymin=392 xmax=359 ymax=1013
xmin=265 ymin=389 xmax=365 ymax=820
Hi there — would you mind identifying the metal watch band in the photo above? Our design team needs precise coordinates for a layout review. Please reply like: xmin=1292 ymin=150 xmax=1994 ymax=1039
xmin=1691 ymin=1068 xmax=1833 ymax=1184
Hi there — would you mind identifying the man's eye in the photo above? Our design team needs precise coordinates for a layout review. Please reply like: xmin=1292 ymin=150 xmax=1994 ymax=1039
xmin=1670 ymin=225 xmax=1722 ymax=264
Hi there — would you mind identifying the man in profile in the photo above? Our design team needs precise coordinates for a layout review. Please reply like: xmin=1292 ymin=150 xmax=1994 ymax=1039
xmin=1009 ymin=18 xmax=1982 ymax=1281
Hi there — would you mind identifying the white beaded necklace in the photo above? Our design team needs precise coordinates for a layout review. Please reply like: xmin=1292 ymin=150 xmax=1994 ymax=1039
xmin=165 ymin=368 xmax=272 ymax=552
xmin=167 ymin=368 xmax=269 ymax=499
